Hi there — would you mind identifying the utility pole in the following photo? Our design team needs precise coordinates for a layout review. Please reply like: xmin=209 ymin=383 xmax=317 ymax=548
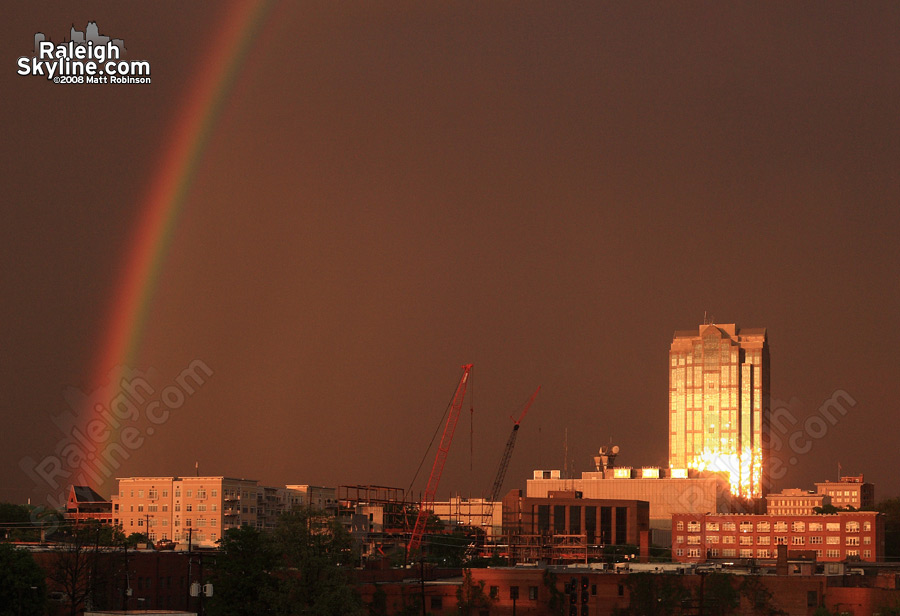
xmin=419 ymin=558 xmax=426 ymax=616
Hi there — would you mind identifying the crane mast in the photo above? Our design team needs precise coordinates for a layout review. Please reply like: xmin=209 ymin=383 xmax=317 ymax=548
xmin=485 ymin=386 xmax=540 ymax=524
xmin=407 ymin=364 xmax=473 ymax=555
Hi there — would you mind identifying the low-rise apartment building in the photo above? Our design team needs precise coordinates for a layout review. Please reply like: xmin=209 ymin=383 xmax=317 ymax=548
xmin=672 ymin=511 xmax=884 ymax=563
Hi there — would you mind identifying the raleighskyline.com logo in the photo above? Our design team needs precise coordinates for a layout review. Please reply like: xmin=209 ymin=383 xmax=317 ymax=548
xmin=17 ymin=22 xmax=151 ymax=84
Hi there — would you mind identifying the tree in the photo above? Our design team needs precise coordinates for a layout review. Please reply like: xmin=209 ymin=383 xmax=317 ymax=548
xmin=206 ymin=525 xmax=279 ymax=616
xmin=543 ymin=570 xmax=566 ymax=616
xmin=699 ymin=572 xmax=740 ymax=616
xmin=877 ymin=498 xmax=900 ymax=560
xmin=208 ymin=509 xmax=364 ymax=616
xmin=272 ymin=509 xmax=363 ymax=616
xmin=49 ymin=522 xmax=124 ymax=616
xmin=456 ymin=569 xmax=493 ymax=616
xmin=0 ymin=542 xmax=47 ymax=616
xmin=626 ymin=572 xmax=690 ymax=616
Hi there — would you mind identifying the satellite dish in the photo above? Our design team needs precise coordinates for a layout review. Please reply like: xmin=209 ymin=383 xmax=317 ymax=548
xmin=611 ymin=445 xmax=620 ymax=455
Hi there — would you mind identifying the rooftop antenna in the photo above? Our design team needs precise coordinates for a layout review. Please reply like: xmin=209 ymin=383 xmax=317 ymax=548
xmin=563 ymin=428 xmax=569 ymax=479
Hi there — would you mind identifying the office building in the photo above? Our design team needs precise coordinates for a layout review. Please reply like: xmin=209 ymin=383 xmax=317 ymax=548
xmin=815 ymin=475 xmax=875 ymax=510
xmin=668 ymin=323 xmax=769 ymax=498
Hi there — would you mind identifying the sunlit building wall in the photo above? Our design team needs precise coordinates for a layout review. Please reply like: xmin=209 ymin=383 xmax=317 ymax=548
xmin=668 ymin=323 xmax=769 ymax=498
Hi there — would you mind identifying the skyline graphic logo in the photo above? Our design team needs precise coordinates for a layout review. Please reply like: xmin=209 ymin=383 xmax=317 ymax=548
xmin=17 ymin=22 xmax=151 ymax=84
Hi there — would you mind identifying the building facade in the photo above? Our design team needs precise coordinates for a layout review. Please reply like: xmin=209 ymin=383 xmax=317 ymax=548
xmin=671 ymin=511 xmax=884 ymax=563
xmin=668 ymin=323 xmax=769 ymax=498
xmin=115 ymin=476 xmax=268 ymax=547
xmin=766 ymin=489 xmax=830 ymax=516
xmin=526 ymin=468 xmax=733 ymax=529
xmin=815 ymin=475 xmax=875 ymax=510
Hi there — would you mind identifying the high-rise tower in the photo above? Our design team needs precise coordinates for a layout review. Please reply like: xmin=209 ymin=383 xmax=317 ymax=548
xmin=668 ymin=323 xmax=769 ymax=498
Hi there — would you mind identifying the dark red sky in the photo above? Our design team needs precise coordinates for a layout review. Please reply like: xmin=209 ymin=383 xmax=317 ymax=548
xmin=3 ymin=2 xmax=900 ymax=507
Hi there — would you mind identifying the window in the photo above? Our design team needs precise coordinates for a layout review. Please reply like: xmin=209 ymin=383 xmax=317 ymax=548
xmin=211 ymin=519 xmax=216 ymax=527
xmin=489 ymin=586 xmax=498 ymax=599
xmin=723 ymin=549 xmax=736 ymax=557
xmin=846 ymin=521 xmax=859 ymax=533
xmin=847 ymin=549 xmax=859 ymax=557
xmin=529 ymin=586 xmax=538 ymax=600
xmin=138 ymin=490 xmax=144 ymax=498
xmin=740 ymin=536 xmax=752 ymax=545
xmin=864 ymin=550 xmax=871 ymax=558
xmin=687 ymin=521 xmax=701 ymax=532
xmin=509 ymin=587 xmax=519 ymax=600
xmin=709 ymin=549 xmax=719 ymax=557
xmin=688 ymin=548 xmax=700 ymax=558
xmin=791 ymin=537 xmax=805 ymax=545
xmin=740 ymin=549 xmax=752 ymax=558
xmin=212 ymin=504 xmax=217 ymax=512
xmin=148 ymin=504 xmax=157 ymax=512
xmin=175 ymin=504 xmax=181 ymax=512
xmin=676 ymin=521 xmax=684 ymax=532
xmin=162 ymin=505 xmax=168 ymax=512
xmin=757 ymin=522 xmax=770 ymax=532
xmin=676 ymin=549 xmax=684 ymax=556
xmin=148 ymin=489 xmax=158 ymax=499
xmin=864 ymin=537 xmax=871 ymax=545
xmin=185 ymin=519 xmax=192 ymax=527
xmin=175 ymin=489 xmax=181 ymax=498
xmin=187 ymin=490 xmax=193 ymax=498
xmin=707 ymin=536 xmax=719 ymax=544
xmin=212 ymin=490 xmax=217 ymax=498
xmin=757 ymin=536 xmax=770 ymax=545
xmin=775 ymin=537 xmax=787 ymax=545
xmin=809 ymin=522 xmax=823 ymax=531
xmin=706 ymin=522 xmax=719 ymax=531
xmin=675 ymin=536 xmax=684 ymax=544
xmin=826 ymin=550 xmax=841 ymax=558
xmin=810 ymin=536 xmax=823 ymax=544
xmin=792 ymin=521 xmax=805 ymax=532
xmin=740 ymin=522 xmax=753 ymax=533
xmin=198 ymin=489 xmax=207 ymax=499
xmin=774 ymin=522 xmax=788 ymax=533
xmin=162 ymin=490 xmax=168 ymax=498
xmin=807 ymin=591 xmax=818 ymax=608
xmin=826 ymin=523 xmax=840 ymax=532
xmin=198 ymin=504 xmax=207 ymax=512
xmin=846 ymin=537 xmax=859 ymax=546
xmin=723 ymin=536 xmax=735 ymax=544
xmin=864 ymin=521 xmax=872 ymax=531
xmin=723 ymin=522 xmax=736 ymax=531
xmin=137 ymin=504 xmax=144 ymax=512
xmin=827 ymin=537 xmax=840 ymax=545
xmin=757 ymin=549 xmax=769 ymax=558
xmin=186 ymin=504 xmax=192 ymax=512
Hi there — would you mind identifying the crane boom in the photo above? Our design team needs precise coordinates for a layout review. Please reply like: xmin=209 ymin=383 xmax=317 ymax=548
xmin=488 ymin=386 xmax=540 ymax=504
xmin=408 ymin=364 xmax=473 ymax=555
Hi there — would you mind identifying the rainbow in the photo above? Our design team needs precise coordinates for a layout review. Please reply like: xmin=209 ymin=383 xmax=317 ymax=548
xmin=76 ymin=0 xmax=273 ymax=492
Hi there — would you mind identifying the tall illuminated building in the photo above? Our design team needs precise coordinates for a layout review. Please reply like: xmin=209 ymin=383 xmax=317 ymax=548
xmin=668 ymin=323 xmax=769 ymax=498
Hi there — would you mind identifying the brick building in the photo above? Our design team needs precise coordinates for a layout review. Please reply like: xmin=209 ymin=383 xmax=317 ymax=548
xmin=765 ymin=488 xmax=830 ymax=516
xmin=815 ymin=475 xmax=875 ymax=510
xmin=671 ymin=511 xmax=884 ymax=563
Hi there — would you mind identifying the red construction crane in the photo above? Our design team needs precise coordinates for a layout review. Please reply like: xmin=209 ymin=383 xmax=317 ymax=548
xmin=486 ymin=386 xmax=540 ymax=510
xmin=407 ymin=364 xmax=473 ymax=556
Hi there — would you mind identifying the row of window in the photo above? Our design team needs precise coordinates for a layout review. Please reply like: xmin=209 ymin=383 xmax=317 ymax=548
xmin=122 ymin=488 xmax=219 ymax=499
xmin=677 ymin=548 xmax=871 ymax=559
xmin=677 ymin=535 xmax=868 ymax=546
xmin=129 ymin=517 xmax=219 ymax=528
xmin=678 ymin=520 xmax=869 ymax=533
